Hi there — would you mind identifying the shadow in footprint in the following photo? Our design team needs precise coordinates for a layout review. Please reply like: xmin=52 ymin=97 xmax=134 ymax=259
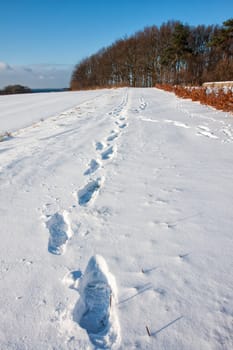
xmin=78 ymin=178 xmax=103 ymax=206
xmin=107 ymin=133 xmax=118 ymax=142
xmin=96 ymin=142 xmax=104 ymax=151
xmin=46 ymin=211 xmax=72 ymax=255
xmin=73 ymin=255 xmax=120 ymax=349
xmin=101 ymin=146 xmax=115 ymax=160
xmin=84 ymin=159 xmax=100 ymax=176
xmin=118 ymin=123 xmax=127 ymax=129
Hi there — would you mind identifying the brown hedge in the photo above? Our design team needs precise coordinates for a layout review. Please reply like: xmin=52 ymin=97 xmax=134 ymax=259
xmin=156 ymin=84 xmax=233 ymax=113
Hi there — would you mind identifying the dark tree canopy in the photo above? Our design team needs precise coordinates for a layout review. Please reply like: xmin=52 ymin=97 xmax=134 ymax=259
xmin=0 ymin=85 xmax=32 ymax=95
xmin=70 ymin=19 xmax=233 ymax=90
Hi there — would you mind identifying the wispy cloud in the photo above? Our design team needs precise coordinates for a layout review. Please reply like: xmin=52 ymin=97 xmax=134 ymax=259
xmin=0 ymin=62 xmax=74 ymax=88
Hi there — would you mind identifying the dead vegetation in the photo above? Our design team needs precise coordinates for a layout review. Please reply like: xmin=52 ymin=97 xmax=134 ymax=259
xmin=156 ymin=84 xmax=233 ymax=113
xmin=0 ymin=131 xmax=12 ymax=142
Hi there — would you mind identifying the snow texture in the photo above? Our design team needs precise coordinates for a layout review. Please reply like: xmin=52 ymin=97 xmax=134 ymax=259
xmin=0 ymin=87 xmax=233 ymax=349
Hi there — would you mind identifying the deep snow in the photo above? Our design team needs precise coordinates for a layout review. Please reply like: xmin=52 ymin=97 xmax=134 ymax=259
xmin=0 ymin=88 xmax=233 ymax=349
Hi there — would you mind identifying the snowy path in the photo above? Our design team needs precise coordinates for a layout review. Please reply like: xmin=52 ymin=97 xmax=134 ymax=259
xmin=0 ymin=88 xmax=233 ymax=349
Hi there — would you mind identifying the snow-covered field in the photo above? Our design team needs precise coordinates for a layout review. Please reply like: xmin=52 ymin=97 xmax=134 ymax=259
xmin=0 ymin=88 xmax=233 ymax=349
xmin=0 ymin=90 xmax=107 ymax=132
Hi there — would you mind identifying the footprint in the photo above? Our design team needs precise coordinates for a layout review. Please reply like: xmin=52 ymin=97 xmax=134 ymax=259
xmin=173 ymin=121 xmax=189 ymax=129
xmin=101 ymin=145 xmax=116 ymax=160
xmin=139 ymin=97 xmax=147 ymax=110
xmin=118 ymin=123 xmax=127 ymax=129
xmin=95 ymin=142 xmax=105 ymax=151
xmin=78 ymin=178 xmax=104 ymax=206
xmin=198 ymin=125 xmax=210 ymax=132
xmin=84 ymin=159 xmax=101 ymax=176
xmin=222 ymin=128 xmax=232 ymax=138
xmin=155 ymin=198 xmax=169 ymax=205
xmin=107 ymin=133 xmax=118 ymax=142
xmin=46 ymin=211 xmax=72 ymax=255
xmin=222 ymin=128 xmax=233 ymax=142
xmin=164 ymin=120 xmax=189 ymax=129
xmin=197 ymin=129 xmax=218 ymax=139
xmin=73 ymin=255 xmax=120 ymax=348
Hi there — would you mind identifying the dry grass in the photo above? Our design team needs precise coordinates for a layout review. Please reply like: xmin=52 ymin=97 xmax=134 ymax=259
xmin=155 ymin=84 xmax=233 ymax=113
xmin=0 ymin=131 xmax=12 ymax=142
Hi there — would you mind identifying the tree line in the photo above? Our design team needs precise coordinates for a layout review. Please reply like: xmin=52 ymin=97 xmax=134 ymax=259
xmin=0 ymin=85 xmax=31 ymax=95
xmin=70 ymin=19 xmax=233 ymax=90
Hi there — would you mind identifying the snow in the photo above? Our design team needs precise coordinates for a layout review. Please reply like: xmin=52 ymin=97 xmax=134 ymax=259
xmin=0 ymin=90 xmax=110 ymax=133
xmin=0 ymin=87 xmax=233 ymax=349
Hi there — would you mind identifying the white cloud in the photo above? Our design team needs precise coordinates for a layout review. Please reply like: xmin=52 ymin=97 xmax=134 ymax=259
xmin=0 ymin=63 xmax=74 ymax=88
xmin=0 ymin=61 xmax=13 ymax=71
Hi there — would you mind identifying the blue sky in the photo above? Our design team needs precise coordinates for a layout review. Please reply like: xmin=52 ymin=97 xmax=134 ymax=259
xmin=0 ymin=0 xmax=232 ymax=88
